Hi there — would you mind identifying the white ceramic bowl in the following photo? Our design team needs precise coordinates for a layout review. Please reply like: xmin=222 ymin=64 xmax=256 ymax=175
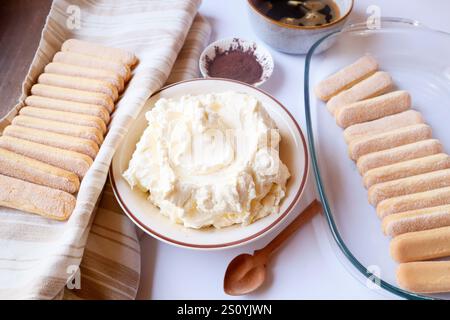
xmin=199 ymin=38 xmax=274 ymax=86
xmin=247 ymin=0 xmax=354 ymax=54
xmin=110 ymin=78 xmax=308 ymax=250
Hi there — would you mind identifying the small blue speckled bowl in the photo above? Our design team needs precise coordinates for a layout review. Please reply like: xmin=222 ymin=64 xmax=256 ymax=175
xmin=247 ymin=0 xmax=354 ymax=54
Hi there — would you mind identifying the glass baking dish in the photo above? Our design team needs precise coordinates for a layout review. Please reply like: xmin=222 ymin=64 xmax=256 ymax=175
xmin=304 ymin=17 xmax=450 ymax=300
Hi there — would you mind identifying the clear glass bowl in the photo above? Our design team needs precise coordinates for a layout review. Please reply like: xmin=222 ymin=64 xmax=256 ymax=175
xmin=304 ymin=18 xmax=450 ymax=300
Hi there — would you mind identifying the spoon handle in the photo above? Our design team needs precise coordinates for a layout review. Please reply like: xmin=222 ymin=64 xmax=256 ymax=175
xmin=256 ymin=199 xmax=322 ymax=258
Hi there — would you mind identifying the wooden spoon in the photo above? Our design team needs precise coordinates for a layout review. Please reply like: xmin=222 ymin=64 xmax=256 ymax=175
xmin=223 ymin=199 xmax=322 ymax=296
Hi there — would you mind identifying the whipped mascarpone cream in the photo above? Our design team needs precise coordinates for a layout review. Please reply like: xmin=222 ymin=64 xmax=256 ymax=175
xmin=123 ymin=92 xmax=290 ymax=229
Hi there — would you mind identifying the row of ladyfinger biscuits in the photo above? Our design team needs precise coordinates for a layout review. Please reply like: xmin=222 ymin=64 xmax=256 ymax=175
xmin=315 ymin=56 xmax=450 ymax=294
xmin=0 ymin=39 xmax=136 ymax=221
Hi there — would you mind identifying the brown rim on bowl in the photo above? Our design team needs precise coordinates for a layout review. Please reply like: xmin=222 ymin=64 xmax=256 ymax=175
xmin=109 ymin=78 xmax=309 ymax=249
xmin=247 ymin=0 xmax=354 ymax=30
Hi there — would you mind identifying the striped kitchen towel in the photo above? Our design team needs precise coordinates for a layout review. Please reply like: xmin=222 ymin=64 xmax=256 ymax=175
xmin=0 ymin=0 xmax=209 ymax=299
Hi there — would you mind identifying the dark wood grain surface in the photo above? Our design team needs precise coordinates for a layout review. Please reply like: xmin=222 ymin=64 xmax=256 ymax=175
xmin=0 ymin=0 xmax=52 ymax=118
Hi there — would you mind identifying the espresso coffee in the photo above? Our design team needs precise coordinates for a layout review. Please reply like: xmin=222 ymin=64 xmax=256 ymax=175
xmin=256 ymin=0 xmax=340 ymax=27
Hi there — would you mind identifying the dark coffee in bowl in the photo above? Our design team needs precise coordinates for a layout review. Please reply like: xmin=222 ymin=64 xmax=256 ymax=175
xmin=256 ymin=0 xmax=340 ymax=27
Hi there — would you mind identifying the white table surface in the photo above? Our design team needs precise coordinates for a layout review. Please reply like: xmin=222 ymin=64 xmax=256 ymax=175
xmin=136 ymin=0 xmax=450 ymax=300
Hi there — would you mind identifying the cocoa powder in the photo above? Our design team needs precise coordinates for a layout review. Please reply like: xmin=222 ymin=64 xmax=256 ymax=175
xmin=206 ymin=45 xmax=263 ymax=85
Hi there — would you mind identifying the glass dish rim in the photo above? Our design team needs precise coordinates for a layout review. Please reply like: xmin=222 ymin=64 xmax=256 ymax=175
xmin=304 ymin=17 xmax=450 ymax=300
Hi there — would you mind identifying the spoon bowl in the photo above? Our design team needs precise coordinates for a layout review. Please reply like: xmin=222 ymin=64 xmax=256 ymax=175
xmin=224 ymin=254 xmax=267 ymax=296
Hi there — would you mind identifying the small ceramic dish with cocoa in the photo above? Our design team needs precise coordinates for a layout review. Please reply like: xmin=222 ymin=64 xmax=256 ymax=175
xmin=199 ymin=38 xmax=274 ymax=87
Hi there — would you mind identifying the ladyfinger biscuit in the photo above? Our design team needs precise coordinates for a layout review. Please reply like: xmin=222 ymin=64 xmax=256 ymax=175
xmin=62 ymin=39 xmax=137 ymax=66
xmin=391 ymin=226 xmax=450 ymax=263
xmin=19 ymin=107 xmax=106 ymax=134
xmin=343 ymin=110 xmax=424 ymax=144
xmin=349 ymin=124 xmax=432 ymax=161
xmin=0 ymin=148 xmax=79 ymax=193
xmin=53 ymin=51 xmax=131 ymax=81
xmin=38 ymin=73 xmax=118 ymax=101
xmin=3 ymin=126 xmax=98 ymax=159
xmin=314 ymin=55 xmax=378 ymax=101
xmin=382 ymin=205 xmax=450 ymax=237
xmin=335 ymin=91 xmax=411 ymax=128
xmin=327 ymin=71 xmax=394 ymax=115
xmin=397 ymin=262 xmax=450 ymax=294
xmin=31 ymin=84 xmax=114 ymax=113
xmin=357 ymin=139 xmax=442 ymax=175
xmin=376 ymin=186 xmax=450 ymax=218
xmin=368 ymin=168 xmax=450 ymax=206
xmin=45 ymin=62 xmax=124 ymax=92
xmin=25 ymin=96 xmax=110 ymax=124
xmin=12 ymin=116 xmax=103 ymax=145
xmin=0 ymin=136 xmax=92 ymax=179
xmin=364 ymin=153 xmax=450 ymax=188
xmin=0 ymin=174 xmax=76 ymax=220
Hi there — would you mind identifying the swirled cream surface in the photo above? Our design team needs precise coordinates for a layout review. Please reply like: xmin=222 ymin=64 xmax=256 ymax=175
xmin=123 ymin=92 xmax=290 ymax=229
